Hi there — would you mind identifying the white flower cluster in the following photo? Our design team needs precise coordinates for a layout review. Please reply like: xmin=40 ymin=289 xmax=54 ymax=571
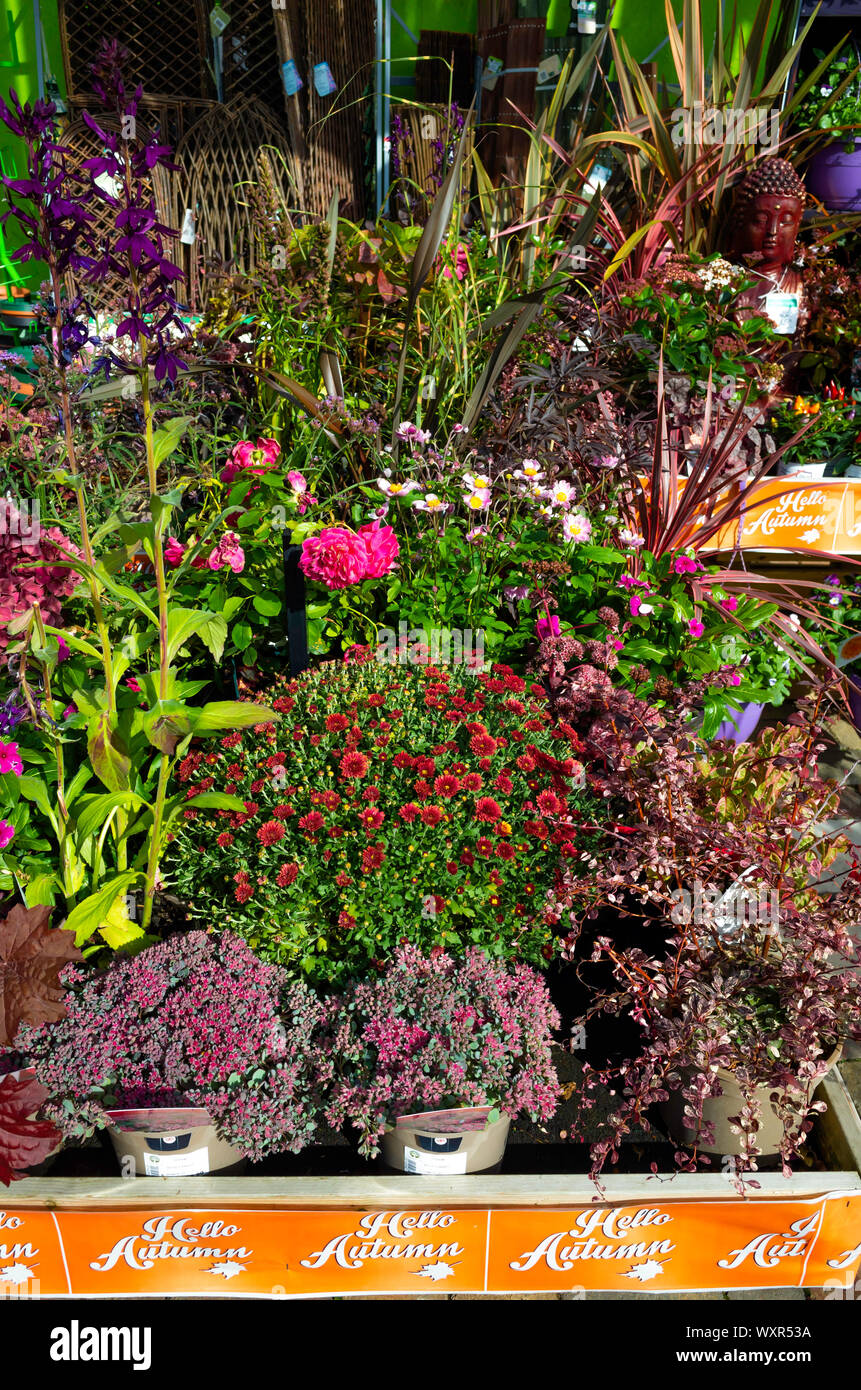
xmin=698 ymin=257 xmax=741 ymax=292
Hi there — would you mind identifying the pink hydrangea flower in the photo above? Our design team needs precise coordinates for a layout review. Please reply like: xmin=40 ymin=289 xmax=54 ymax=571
xmin=164 ymin=536 xmax=186 ymax=567
xmin=0 ymin=819 xmax=14 ymax=850
xmin=208 ymin=532 xmax=245 ymax=574
xmin=300 ymin=527 xmax=369 ymax=590
xmin=357 ymin=520 xmax=399 ymax=579
xmin=0 ymin=740 xmax=22 ymax=775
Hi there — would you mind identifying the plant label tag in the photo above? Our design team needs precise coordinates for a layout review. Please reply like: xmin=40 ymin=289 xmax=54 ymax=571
xmin=180 ymin=209 xmax=196 ymax=245
xmin=143 ymin=1147 xmax=211 ymax=1176
xmin=482 ymin=56 xmax=504 ymax=91
xmin=403 ymin=1146 xmax=469 ymax=1174
xmin=763 ymin=292 xmax=799 ymax=334
xmin=577 ymin=1 xmax=598 ymax=34
xmin=282 ymin=59 xmax=303 ymax=96
xmin=313 ymin=62 xmax=337 ymax=97
xmin=209 ymin=4 xmax=231 ymax=37
xmin=94 ymin=169 xmax=120 ymax=200
xmin=537 ymin=53 xmax=562 ymax=85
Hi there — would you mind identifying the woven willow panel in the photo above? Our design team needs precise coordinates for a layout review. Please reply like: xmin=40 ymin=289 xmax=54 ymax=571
xmin=170 ymin=97 xmax=296 ymax=281
xmin=220 ymin=0 xmax=284 ymax=115
xmin=300 ymin=0 xmax=375 ymax=220
xmin=59 ymin=0 xmax=212 ymax=100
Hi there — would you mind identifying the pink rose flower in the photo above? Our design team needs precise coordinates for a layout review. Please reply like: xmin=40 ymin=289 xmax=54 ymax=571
xmin=220 ymin=437 xmax=280 ymax=485
xmin=0 ymin=819 xmax=14 ymax=850
xmin=287 ymin=471 xmax=307 ymax=494
xmin=357 ymin=520 xmax=399 ymax=579
xmin=208 ymin=531 xmax=245 ymax=574
xmin=0 ymin=740 xmax=22 ymax=775
xmin=300 ymin=527 xmax=368 ymax=590
xmin=164 ymin=536 xmax=186 ymax=567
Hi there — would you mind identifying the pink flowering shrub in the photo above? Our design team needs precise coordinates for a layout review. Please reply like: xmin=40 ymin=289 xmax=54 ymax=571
xmin=19 ymin=932 xmax=332 ymax=1162
xmin=0 ymin=505 xmax=81 ymax=657
xmin=299 ymin=522 xmax=399 ymax=591
xmin=322 ymin=945 xmax=562 ymax=1157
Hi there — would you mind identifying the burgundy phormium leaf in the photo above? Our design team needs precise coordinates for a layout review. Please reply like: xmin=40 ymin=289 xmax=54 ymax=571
xmin=0 ymin=1073 xmax=60 ymax=1185
xmin=0 ymin=904 xmax=81 ymax=1048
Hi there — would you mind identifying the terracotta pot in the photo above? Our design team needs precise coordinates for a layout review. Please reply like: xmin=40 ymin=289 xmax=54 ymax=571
xmin=659 ymin=1045 xmax=842 ymax=1157
xmin=381 ymin=1111 xmax=511 ymax=1175
xmin=106 ymin=1107 xmax=245 ymax=1176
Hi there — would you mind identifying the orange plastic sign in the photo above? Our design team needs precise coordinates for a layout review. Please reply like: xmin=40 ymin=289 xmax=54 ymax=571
xmin=702 ymin=478 xmax=861 ymax=554
xmin=2 ymin=1194 xmax=859 ymax=1296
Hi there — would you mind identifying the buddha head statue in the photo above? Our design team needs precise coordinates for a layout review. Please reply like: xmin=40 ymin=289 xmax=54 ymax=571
xmin=727 ymin=158 xmax=806 ymax=277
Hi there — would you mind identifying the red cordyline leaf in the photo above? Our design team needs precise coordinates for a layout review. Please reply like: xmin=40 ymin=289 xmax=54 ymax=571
xmin=0 ymin=1072 xmax=60 ymax=1185
xmin=0 ymin=903 xmax=82 ymax=1048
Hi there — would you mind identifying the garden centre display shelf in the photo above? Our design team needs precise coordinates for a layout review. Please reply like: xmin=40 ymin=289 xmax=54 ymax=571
xmin=3 ymin=1073 xmax=859 ymax=1298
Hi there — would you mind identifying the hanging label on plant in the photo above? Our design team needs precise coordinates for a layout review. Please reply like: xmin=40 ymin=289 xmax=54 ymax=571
xmin=94 ymin=169 xmax=120 ymax=200
xmin=143 ymin=1147 xmax=211 ymax=1177
xmin=209 ymin=4 xmax=231 ymax=37
xmin=282 ymin=59 xmax=303 ymax=96
xmin=537 ymin=53 xmax=562 ymax=85
xmin=582 ymin=162 xmax=612 ymax=198
xmin=482 ymin=56 xmax=504 ymax=91
xmin=403 ymin=1146 xmax=469 ymax=1175
xmin=577 ymin=1 xmax=598 ymax=34
xmin=180 ymin=209 xmax=196 ymax=245
xmin=763 ymin=292 xmax=800 ymax=334
xmin=313 ymin=62 xmax=337 ymax=97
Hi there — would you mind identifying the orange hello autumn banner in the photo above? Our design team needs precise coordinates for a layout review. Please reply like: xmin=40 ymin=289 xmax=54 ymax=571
xmin=1 ymin=1194 xmax=859 ymax=1296
xmin=700 ymin=478 xmax=861 ymax=554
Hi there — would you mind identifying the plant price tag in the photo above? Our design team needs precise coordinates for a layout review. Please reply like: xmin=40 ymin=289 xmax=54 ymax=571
xmin=763 ymin=292 xmax=799 ymax=334
xmin=313 ymin=62 xmax=337 ymax=97
xmin=142 ymin=1148 xmax=211 ymax=1177
xmin=403 ymin=1146 xmax=468 ymax=1174
xmin=282 ymin=59 xmax=303 ymax=96
xmin=577 ymin=1 xmax=598 ymax=34
xmin=209 ymin=4 xmax=230 ymax=37
xmin=482 ymin=56 xmax=504 ymax=91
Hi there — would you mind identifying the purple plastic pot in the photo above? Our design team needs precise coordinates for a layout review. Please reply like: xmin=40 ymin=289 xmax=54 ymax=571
xmin=714 ymin=702 xmax=764 ymax=743
xmin=806 ymin=140 xmax=861 ymax=213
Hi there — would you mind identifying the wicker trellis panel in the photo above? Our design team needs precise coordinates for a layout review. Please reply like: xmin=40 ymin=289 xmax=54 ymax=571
xmin=59 ymin=0 xmax=212 ymax=101
xmin=293 ymin=0 xmax=376 ymax=220
xmin=169 ymin=97 xmax=296 ymax=288
xmin=220 ymin=0 xmax=284 ymax=115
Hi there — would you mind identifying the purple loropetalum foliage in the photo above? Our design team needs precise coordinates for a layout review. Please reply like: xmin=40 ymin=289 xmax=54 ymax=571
xmin=78 ymin=40 xmax=189 ymax=384
xmin=19 ymin=931 xmax=332 ymax=1161
xmin=321 ymin=944 xmax=562 ymax=1158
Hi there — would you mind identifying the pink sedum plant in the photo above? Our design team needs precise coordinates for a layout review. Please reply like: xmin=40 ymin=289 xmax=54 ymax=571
xmin=322 ymin=944 xmax=562 ymax=1158
xmin=19 ymin=931 xmax=332 ymax=1161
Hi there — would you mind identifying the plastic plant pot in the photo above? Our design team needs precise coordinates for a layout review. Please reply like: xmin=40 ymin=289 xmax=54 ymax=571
xmin=807 ymin=140 xmax=861 ymax=213
xmin=713 ymin=702 xmax=765 ymax=744
xmin=105 ymin=1107 xmax=246 ymax=1176
xmin=380 ymin=1111 xmax=511 ymax=1175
